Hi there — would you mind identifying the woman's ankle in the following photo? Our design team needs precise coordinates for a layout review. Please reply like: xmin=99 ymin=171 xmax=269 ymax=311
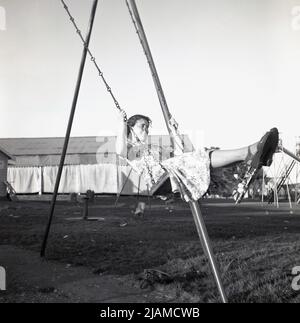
xmin=245 ymin=142 xmax=258 ymax=161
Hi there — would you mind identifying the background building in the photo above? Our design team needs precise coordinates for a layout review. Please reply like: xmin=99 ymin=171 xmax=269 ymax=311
xmin=0 ymin=135 xmax=193 ymax=195
xmin=0 ymin=146 xmax=15 ymax=198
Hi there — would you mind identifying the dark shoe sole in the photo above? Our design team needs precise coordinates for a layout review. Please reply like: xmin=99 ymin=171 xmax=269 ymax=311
xmin=234 ymin=128 xmax=279 ymax=204
xmin=250 ymin=128 xmax=279 ymax=169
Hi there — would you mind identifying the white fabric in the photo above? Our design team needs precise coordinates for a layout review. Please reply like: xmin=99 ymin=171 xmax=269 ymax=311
xmin=7 ymin=167 xmax=41 ymax=194
xmin=125 ymin=145 xmax=211 ymax=202
xmin=8 ymin=164 xmax=149 ymax=195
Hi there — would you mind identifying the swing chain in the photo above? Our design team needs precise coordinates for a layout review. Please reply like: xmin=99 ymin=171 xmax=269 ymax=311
xmin=61 ymin=0 xmax=164 ymax=186
xmin=60 ymin=0 xmax=128 ymax=122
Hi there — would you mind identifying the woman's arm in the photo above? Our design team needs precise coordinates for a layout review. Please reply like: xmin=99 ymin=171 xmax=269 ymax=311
xmin=115 ymin=112 xmax=128 ymax=158
xmin=168 ymin=115 xmax=184 ymax=155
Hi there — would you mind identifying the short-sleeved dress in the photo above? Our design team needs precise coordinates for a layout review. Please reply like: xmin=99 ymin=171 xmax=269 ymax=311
xmin=125 ymin=142 xmax=211 ymax=202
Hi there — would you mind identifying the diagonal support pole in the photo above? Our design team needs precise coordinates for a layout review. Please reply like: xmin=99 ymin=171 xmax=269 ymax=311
xmin=189 ymin=201 xmax=227 ymax=303
xmin=115 ymin=167 xmax=133 ymax=207
xmin=280 ymin=146 xmax=300 ymax=164
xmin=40 ymin=0 xmax=99 ymax=258
xmin=126 ymin=0 xmax=227 ymax=303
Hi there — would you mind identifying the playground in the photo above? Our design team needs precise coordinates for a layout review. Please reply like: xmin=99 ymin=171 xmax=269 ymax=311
xmin=2 ymin=0 xmax=300 ymax=304
xmin=1 ymin=196 xmax=300 ymax=303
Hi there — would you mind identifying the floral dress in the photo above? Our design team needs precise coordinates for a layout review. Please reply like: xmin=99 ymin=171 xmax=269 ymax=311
xmin=125 ymin=141 xmax=211 ymax=202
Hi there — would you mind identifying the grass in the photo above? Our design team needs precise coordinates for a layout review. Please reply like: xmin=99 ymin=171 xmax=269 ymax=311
xmin=142 ymin=237 xmax=300 ymax=303
xmin=1 ymin=196 xmax=300 ymax=302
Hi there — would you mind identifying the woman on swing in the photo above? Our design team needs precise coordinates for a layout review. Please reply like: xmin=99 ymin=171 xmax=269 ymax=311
xmin=116 ymin=111 xmax=279 ymax=202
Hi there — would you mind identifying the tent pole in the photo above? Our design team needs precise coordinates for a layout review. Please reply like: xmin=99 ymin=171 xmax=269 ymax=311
xmin=40 ymin=0 xmax=98 ymax=257
xmin=126 ymin=0 xmax=227 ymax=303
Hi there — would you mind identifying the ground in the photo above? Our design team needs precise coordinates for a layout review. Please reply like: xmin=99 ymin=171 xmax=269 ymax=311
xmin=1 ymin=195 xmax=300 ymax=303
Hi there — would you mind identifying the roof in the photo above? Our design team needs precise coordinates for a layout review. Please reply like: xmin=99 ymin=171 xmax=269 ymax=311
xmin=0 ymin=137 xmax=109 ymax=156
xmin=0 ymin=135 xmax=193 ymax=156
xmin=0 ymin=145 xmax=15 ymax=161
xmin=0 ymin=136 xmax=194 ymax=167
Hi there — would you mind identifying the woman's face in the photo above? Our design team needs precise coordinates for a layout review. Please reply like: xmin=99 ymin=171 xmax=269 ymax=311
xmin=131 ymin=118 xmax=150 ymax=142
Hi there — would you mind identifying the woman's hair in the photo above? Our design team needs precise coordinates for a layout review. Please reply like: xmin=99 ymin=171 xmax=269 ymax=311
xmin=127 ymin=114 xmax=152 ymax=137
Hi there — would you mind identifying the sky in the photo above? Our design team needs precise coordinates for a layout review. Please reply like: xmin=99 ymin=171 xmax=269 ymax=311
xmin=1 ymin=0 xmax=300 ymax=151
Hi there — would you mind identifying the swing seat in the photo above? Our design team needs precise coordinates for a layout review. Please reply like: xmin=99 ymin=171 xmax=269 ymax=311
xmin=149 ymin=172 xmax=171 ymax=196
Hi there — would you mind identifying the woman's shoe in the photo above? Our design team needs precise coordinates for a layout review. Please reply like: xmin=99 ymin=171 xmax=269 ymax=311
xmin=233 ymin=128 xmax=279 ymax=204
xmin=245 ymin=128 xmax=279 ymax=169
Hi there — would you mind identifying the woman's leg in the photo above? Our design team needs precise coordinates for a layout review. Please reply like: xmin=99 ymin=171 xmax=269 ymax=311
xmin=210 ymin=143 xmax=257 ymax=168
xmin=210 ymin=128 xmax=279 ymax=168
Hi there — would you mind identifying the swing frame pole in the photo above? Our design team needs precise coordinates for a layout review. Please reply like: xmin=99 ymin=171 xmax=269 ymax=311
xmin=189 ymin=201 xmax=227 ymax=303
xmin=126 ymin=0 xmax=227 ymax=303
xmin=125 ymin=0 xmax=174 ymax=144
xmin=281 ymin=146 xmax=300 ymax=164
xmin=40 ymin=0 xmax=98 ymax=258
xmin=115 ymin=167 xmax=133 ymax=207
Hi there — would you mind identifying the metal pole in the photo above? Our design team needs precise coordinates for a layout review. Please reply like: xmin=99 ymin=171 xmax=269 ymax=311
xmin=125 ymin=0 xmax=174 ymax=148
xmin=115 ymin=168 xmax=133 ymax=207
xmin=281 ymin=146 xmax=300 ymax=164
xmin=279 ymin=146 xmax=300 ymax=205
xmin=126 ymin=0 xmax=227 ymax=303
xmin=286 ymin=180 xmax=292 ymax=209
xmin=40 ymin=0 xmax=98 ymax=257
xmin=82 ymin=197 xmax=89 ymax=220
xmin=262 ymin=168 xmax=265 ymax=204
xmin=116 ymin=153 xmax=120 ymax=201
xmin=147 ymin=184 xmax=152 ymax=210
xmin=137 ymin=174 xmax=141 ymax=201
xmin=296 ymin=162 xmax=299 ymax=204
xmin=189 ymin=201 xmax=227 ymax=303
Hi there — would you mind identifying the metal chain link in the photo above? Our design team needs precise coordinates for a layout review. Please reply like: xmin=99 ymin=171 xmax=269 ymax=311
xmin=60 ymin=0 xmax=127 ymax=122
xmin=61 ymin=0 xmax=165 ymax=186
